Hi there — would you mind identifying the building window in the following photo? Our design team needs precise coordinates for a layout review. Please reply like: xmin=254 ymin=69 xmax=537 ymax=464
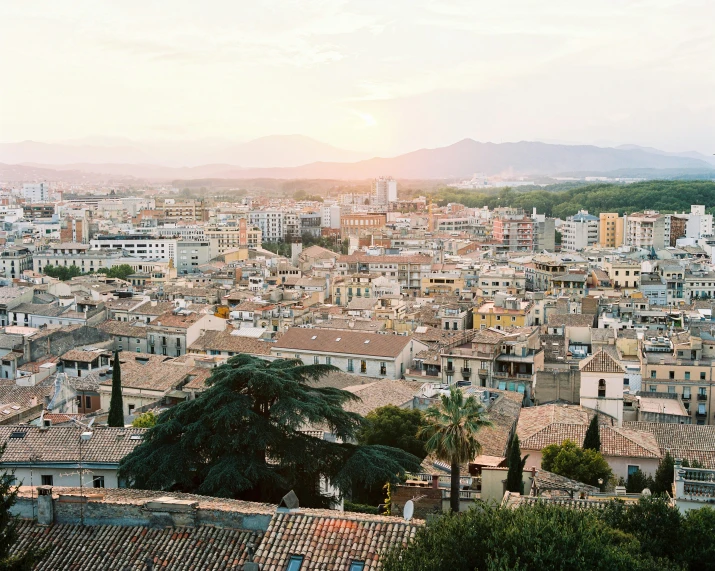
xmin=650 ymin=371 xmax=656 ymax=378
xmin=669 ymin=371 xmax=674 ymax=379
xmin=314 ymin=356 xmax=319 ymax=365
xmin=598 ymin=379 xmax=606 ymax=398
xmin=380 ymin=362 xmax=386 ymax=375
xmin=650 ymin=385 xmax=657 ymax=392
xmin=668 ymin=386 xmax=675 ymax=393
xmin=287 ymin=555 xmax=304 ymax=571
xmin=41 ymin=475 xmax=53 ymax=486
xmin=623 ymin=377 xmax=629 ymax=386
xmin=685 ymin=372 xmax=691 ymax=380
xmin=349 ymin=563 xmax=365 ymax=571
xmin=85 ymin=396 xmax=91 ymax=409
xmin=360 ymin=360 xmax=367 ymax=373
xmin=326 ymin=356 xmax=331 ymax=366
xmin=627 ymin=465 xmax=639 ymax=477
xmin=93 ymin=476 xmax=105 ymax=488
xmin=701 ymin=372 xmax=707 ymax=380
xmin=347 ymin=359 xmax=354 ymax=372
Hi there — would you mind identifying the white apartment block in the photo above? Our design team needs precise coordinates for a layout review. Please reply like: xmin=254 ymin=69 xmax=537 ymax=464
xmin=249 ymin=211 xmax=286 ymax=243
xmin=561 ymin=211 xmax=600 ymax=252
xmin=90 ymin=236 xmax=178 ymax=265
xmin=626 ymin=211 xmax=666 ymax=250
xmin=373 ymin=177 xmax=397 ymax=206
xmin=321 ymin=204 xmax=342 ymax=229
xmin=22 ymin=183 xmax=49 ymax=204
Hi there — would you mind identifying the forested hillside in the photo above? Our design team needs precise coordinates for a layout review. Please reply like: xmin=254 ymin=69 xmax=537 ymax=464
xmin=435 ymin=180 xmax=715 ymax=219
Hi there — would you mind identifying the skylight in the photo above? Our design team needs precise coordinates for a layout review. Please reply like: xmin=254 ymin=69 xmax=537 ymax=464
xmin=335 ymin=338 xmax=341 ymax=341
xmin=311 ymin=335 xmax=317 ymax=340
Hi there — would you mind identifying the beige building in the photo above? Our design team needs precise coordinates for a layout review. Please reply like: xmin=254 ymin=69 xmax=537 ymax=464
xmin=599 ymin=213 xmax=624 ymax=248
xmin=205 ymin=220 xmax=262 ymax=258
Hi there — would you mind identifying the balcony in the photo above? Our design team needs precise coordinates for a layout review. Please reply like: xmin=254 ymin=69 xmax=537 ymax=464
xmin=698 ymin=394 xmax=708 ymax=401
xmin=461 ymin=367 xmax=471 ymax=376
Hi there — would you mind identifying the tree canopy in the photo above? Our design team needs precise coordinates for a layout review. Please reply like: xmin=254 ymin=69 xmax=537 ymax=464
xmin=383 ymin=497 xmax=713 ymax=571
xmin=505 ymin=434 xmax=528 ymax=493
xmin=97 ymin=264 xmax=135 ymax=281
xmin=42 ymin=264 xmax=82 ymax=281
xmin=357 ymin=405 xmax=427 ymax=461
xmin=118 ymin=355 xmax=422 ymax=507
xmin=107 ymin=352 xmax=124 ymax=428
xmin=131 ymin=411 xmax=157 ymax=428
xmin=541 ymin=439 xmax=612 ymax=488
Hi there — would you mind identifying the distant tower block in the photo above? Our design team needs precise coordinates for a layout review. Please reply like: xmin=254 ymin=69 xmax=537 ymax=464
xmin=291 ymin=240 xmax=303 ymax=266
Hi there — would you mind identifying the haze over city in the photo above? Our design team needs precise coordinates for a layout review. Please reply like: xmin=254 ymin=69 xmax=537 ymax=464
xmin=2 ymin=0 xmax=714 ymax=164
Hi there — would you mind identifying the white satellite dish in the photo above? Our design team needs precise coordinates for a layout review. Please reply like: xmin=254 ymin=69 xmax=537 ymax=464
xmin=403 ymin=500 xmax=414 ymax=522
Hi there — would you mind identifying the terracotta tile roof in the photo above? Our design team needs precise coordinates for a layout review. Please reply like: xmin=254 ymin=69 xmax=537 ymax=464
xmin=253 ymin=511 xmax=418 ymax=571
xmin=13 ymin=520 xmax=260 ymax=571
xmin=273 ymin=328 xmax=417 ymax=359
xmin=97 ymin=353 xmax=192 ymax=392
xmin=188 ymin=327 xmax=273 ymax=356
xmin=342 ymin=380 xmax=416 ymax=416
xmin=149 ymin=309 xmax=206 ymax=329
xmin=314 ymin=318 xmax=386 ymax=332
xmin=477 ymin=392 xmax=522 ymax=458
xmin=130 ymin=301 xmax=176 ymax=316
xmin=547 ymin=313 xmax=595 ymax=328
xmin=519 ymin=422 xmax=661 ymax=459
xmin=0 ymin=425 xmax=146 ymax=464
xmin=59 ymin=349 xmax=108 ymax=363
xmin=97 ymin=319 xmax=148 ymax=338
xmin=624 ymin=421 xmax=715 ymax=468
xmin=579 ymin=349 xmax=625 ymax=373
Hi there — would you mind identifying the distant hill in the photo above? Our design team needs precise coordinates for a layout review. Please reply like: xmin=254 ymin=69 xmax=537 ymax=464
xmin=0 ymin=139 xmax=712 ymax=181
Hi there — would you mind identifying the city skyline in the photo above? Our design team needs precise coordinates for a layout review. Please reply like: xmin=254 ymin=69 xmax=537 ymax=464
xmin=1 ymin=1 xmax=714 ymax=156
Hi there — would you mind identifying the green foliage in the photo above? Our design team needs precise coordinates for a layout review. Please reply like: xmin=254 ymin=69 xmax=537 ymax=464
xmin=343 ymin=501 xmax=380 ymax=515
xmin=506 ymin=434 xmax=528 ymax=493
xmin=107 ymin=352 xmax=124 ymax=427
xmin=382 ymin=500 xmax=681 ymax=571
xmin=541 ymin=439 xmax=613 ymax=488
xmin=118 ymin=355 xmax=422 ymax=507
xmin=682 ymin=458 xmax=704 ymax=468
xmin=300 ymin=233 xmax=343 ymax=253
xmin=0 ymin=446 xmax=48 ymax=569
xmin=681 ymin=507 xmax=715 ymax=569
xmin=42 ymin=264 xmax=83 ymax=281
xmin=625 ymin=469 xmax=654 ymax=494
xmin=260 ymin=242 xmax=292 ymax=257
xmin=432 ymin=180 xmax=715 ymax=218
xmin=419 ymin=386 xmax=492 ymax=512
xmin=357 ymin=405 xmax=427 ymax=460
xmin=583 ymin=415 xmax=601 ymax=452
xmin=97 ymin=264 xmax=135 ymax=281
xmin=652 ymin=451 xmax=675 ymax=495
xmin=131 ymin=411 xmax=157 ymax=428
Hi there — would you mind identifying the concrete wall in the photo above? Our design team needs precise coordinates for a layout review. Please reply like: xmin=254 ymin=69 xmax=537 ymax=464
xmin=27 ymin=326 xmax=112 ymax=362
xmin=8 ymin=466 xmax=121 ymax=488
xmin=534 ymin=369 xmax=580 ymax=405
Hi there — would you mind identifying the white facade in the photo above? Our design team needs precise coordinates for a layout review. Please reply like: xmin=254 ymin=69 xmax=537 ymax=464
xmin=249 ymin=210 xmax=286 ymax=243
xmin=579 ymin=351 xmax=625 ymax=426
xmin=321 ymin=204 xmax=342 ymax=229
xmin=373 ymin=177 xmax=397 ymax=205
xmin=90 ymin=237 xmax=178 ymax=264
xmin=561 ymin=212 xmax=599 ymax=252
xmin=22 ymin=183 xmax=49 ymax=203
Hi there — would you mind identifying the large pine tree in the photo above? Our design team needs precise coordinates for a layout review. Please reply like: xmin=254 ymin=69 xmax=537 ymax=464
xmin=506 ymin=433 xmax=528 ymax=493
xmin=118 ymin=355 xmax=422 ymax=506
xmin=107 ymin=351 xmax=124 ymax=427
xmin=583 ymin=414 xmax=601 ymax=452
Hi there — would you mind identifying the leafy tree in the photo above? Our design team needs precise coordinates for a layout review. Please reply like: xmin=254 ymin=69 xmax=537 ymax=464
xmin=583 ymin=414 xmax=601 ymax=452
xmin=0 ymin=448 xmax=48 ymax=569
xmin=107 ymin=352 xmax=124 ymax=427
xmin=681 ymin=507 xmax=715 ymax=570
xmin=97 ymin=264 xmax=135 ymax=281
xmin=652 ymin=451 xmax=675 ymax=495
xmin=131 ymin=411 xmax=157 ymax=428
xmin=625 ymin=468 xmax=654 ymax=494
xmin=42 ymin=264 xmax=83 ymax=281
xmin=357 ymin=405 xmax=427 ymax=460
xmin=505 ymin=434 xmax=528 ymax=493
xmin=118 ymin=355 xmax=421 ymax=506
xmin=382 ymin=500 xmax=680 ymax=571
xmin=418 ymin=386 xmax=492 ymax=512
xmin=541 ymin=439 xmax=612 ymax=488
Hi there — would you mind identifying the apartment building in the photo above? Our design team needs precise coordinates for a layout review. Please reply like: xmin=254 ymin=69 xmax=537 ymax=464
xmin=90 ymin=235 xmax=178 ymax=264
xmin=146 ymin=309 xmax=226 ymax=357
xmin=0 ymin=247 xmax=32 ymax=279
xmin=475 ymin=295 xmax=534 ymax=329
xmin=626 ymin=211 xmax=667 ymax=250
xmin=492 ymin=213 xmax=534 ymax=252
xmin=340 ymin=214 xmax=387 ymax=238
xmin=599 ymin=213 xmax=625 ymax=248
xmin=603 ymin=258 xmax=641 ymax=293
xmin=22 ymin=182 xmax=49 ymax=203
xmin=176 ymin=241 xmax=211 ymax=274
xmin=248 ymin=210 xmax=289 ymax=243
xmin=478 ymin=267 xmax=526 ymax=297
xmin=160 ymin=200 xmax=208 ymax=222
xmin=561 ymin=211 xmax=599 ymax=252
xmin=336 ymin=254 xmax=431 ymax=294
xmin=331 ymin=273 xmax=380 ymax=306
xmin=205 ymin=219 xmax=262 ymax=257
xmin=373 ymin=177 xmax=397 ymax=205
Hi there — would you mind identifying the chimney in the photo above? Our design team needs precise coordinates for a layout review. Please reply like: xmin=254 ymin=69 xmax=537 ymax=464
xmin=432 ymin=474 xmax=439 ymax=489
xmin=37 ymin=486 xmax=53 ymax=525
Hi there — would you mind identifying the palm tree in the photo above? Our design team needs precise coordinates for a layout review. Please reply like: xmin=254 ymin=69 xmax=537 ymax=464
xmin=419 ymin=386 xmax=492 ymax=513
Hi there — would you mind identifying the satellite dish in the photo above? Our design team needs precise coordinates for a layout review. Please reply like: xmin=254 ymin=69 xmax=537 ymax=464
xmin=403 ymin=500 xmax=414 ymax=522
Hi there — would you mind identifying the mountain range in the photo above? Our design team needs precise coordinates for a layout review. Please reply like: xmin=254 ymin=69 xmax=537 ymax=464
xmin=0 ymin=136 xmax=713 ymax=182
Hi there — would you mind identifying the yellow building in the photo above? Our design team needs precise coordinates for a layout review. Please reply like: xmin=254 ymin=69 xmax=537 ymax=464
xmin=474 ymin=297 xmax=534 ymax=329
xmin=599 ymin=213 xmax=624 ymax=248
xmin=421 ymin=273 xmax=465 ymax=297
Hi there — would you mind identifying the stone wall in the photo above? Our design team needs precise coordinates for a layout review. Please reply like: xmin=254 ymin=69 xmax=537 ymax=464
xmin=534 ymin=369 xmax=580 ymax=405
xmin=391 ymin=485 xmax=442 ymax=520
xmin=27 ymin=326 xmax=112 ymax=362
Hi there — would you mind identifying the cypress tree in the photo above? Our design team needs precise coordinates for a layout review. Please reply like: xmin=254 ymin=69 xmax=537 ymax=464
xmin=107 ymin=351 xmax=124 ymax=427
xmin=506 ymin=434 xmax=528 ymax=493
xmin=583 ymin=414 xmax=601 ymax=452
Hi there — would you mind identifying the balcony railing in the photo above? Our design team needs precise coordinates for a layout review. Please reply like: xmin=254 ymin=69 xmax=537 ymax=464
xmin=461 ymin=367 xmax=471 ymax=375
xmin=698 ymin=394 xmax=708 ymax=401
xmin=493 ymin=371 xmax=533 ymax=380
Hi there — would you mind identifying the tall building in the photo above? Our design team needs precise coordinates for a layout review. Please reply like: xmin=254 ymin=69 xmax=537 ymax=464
xmin=561 ymin=210 xmax=599 ymax=252
xmin=685 ymin=205 xmax=713 ymax=240
xmin=205 ymin=219 xmax=262 ymax=257
xmin=599 ymin=213 xmax=624 ymax=248
xmin=248 ymin=210 xmax=287 ymax=243
xmin=492 ymin=212 xmax=534 ymax=252
xmin=626 ymin=211 xmax=666 ymax=250
xmin=373 ymin=177 xmax=397 ymax=206
xmin=22 ymin=183 xmax=49 ymax=204
xmin=321 ymin=204 xmax=342 ymax=229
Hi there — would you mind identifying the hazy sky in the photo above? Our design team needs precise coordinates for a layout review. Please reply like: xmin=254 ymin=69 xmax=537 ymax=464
xmin=1 ymin=0 xmax=714 ymax=155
